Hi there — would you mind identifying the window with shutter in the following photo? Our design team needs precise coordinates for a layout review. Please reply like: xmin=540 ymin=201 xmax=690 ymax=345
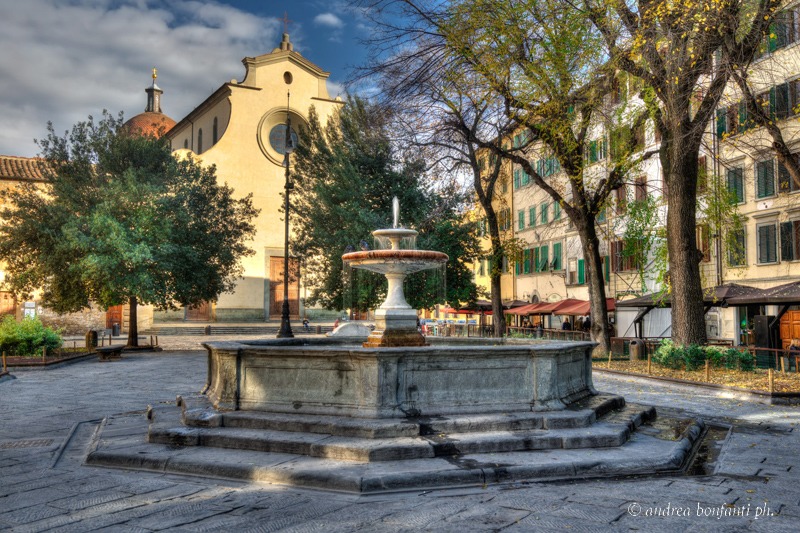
xmin=523 ymin=248 xmax=531 ymax=274
xmin=552 ymin=242 xmax=562 ymax=270
xmin=780 ymin=221 xmax=800 ymax=261
xmin=756 ymin=160 xmax=776 ymax=198
xmin=635 ymin=176 xmax=647 ymax=201
xmin=615 ymin=186 xmax=627 ymax=214
xmin=568 ymin=258 xmax=577 ymax=284
xmin=539 ymin=245 xmax=549 ymax=271
xmin=778 ymin=155 xmax=800 ymax=193
xmin=518 ymin=210 xmax=525 ymax=230
xmin=716 ymin=108 xmax=727 ymax=137
xmin=577 ymin=259 xmax=585 ymax=284
xmin=757 ymin=224 xmax=778 ymax=263
xmin=728 ymin=229 xmax=746 ymax=266
xmin=554 ymin=202 xmax=561 ymax=220
xmin=529 ymin=205 xmax=536 ymax=226
xmin=727 ymin=167 xmax=744 ymax=203
xmin=726 ymin=106 xmax=739 ymax=135
xmin=532 ymin=248 xmax=539 ymax=274
xmin=540 ymin=203 xmax=549 ymax=224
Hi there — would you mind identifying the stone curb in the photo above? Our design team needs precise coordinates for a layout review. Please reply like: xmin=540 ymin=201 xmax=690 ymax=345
xmin=594 ymin=368 xmax=800 ymax=405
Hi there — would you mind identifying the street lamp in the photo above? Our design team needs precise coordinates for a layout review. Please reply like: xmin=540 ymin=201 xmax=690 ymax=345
xmin=277 ymin=92 xmax=295 ymax=338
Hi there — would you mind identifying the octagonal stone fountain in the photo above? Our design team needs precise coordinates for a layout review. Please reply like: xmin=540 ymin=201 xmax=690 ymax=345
xmin=85 ymin=198 xmax=705 ymax=494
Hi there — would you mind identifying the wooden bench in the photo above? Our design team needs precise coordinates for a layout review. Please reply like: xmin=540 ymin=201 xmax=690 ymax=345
xmin=97 ymin=345 xmax=124 ymax=361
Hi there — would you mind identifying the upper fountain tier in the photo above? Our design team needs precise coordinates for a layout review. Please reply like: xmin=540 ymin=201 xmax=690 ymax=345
xmin=342 ymin=227 xmax=448 ymax=275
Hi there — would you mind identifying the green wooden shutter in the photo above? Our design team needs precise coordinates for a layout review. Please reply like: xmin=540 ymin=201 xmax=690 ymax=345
xmin=781 ymin=222 xmax=794 ymax=261
xmin=577 ymin=259 xmax=585 ymax=284
xmin=552 ymin=242 xmax=562 ymax=270
xmin=716 ymin=108 xmax=727 ymax=137
xmin=776 ymin=83 xmax=790 ymax=119
xmin=533 ymin=247 xmax=540 ymax=273
xmin=529 ymin=205 xmax=536 ymax=226
xmin=540 ymin=245 xmax=549 ymax=271
xmin=739 ymin=101 xmax=749 ymax=131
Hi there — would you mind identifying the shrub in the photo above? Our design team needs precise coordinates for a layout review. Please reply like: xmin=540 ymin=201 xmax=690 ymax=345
xmin=0 ymin=316 xmax=62 ymax=357
xmin=652 ymin=339 xmax=755 ymax=372
xmin=652 ymin=339 xmax=684 ymax=369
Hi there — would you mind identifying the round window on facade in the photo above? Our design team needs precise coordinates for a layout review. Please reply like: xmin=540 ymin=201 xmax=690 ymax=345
xmin=269 ymin=124 xmax=298 ymax=155
xmin=284 ymin=71 xmax=293 ymax=84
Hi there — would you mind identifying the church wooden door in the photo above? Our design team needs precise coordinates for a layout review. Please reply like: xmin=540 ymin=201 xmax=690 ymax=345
xmin=106 ymin=305 xmax=124 ymax=329
xmin=269 ymin=256 xmax=299 ymax=318
xmin=185 ymin=301 xmax=211 ymax=321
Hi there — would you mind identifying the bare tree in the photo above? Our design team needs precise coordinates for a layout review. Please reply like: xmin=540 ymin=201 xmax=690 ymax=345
xmin=359 ymin=0 xmax=652 ymax=352
xmin=585 ymin=0 xmax=780 ymax=345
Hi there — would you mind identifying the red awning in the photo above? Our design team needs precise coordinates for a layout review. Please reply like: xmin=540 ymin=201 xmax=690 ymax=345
xmin=506 ymin=303 xmax=540 ymax=315
xmin=555 ymin=298 xmax=616 ymax=316
xmin=534 ymin=298 xmax=585 ymax=314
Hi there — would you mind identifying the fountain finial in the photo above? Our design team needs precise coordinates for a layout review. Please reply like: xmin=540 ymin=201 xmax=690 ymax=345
xmin=392 ymin=196 xmax=400 ymax=229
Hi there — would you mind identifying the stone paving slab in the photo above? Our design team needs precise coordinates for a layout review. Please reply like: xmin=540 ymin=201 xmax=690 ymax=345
xmin=2 ymin=349 xmax=799 ymax=531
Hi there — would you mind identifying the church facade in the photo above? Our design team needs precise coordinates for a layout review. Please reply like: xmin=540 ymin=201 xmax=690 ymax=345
xmin=162 ymin=33 xmax=343 ymax=322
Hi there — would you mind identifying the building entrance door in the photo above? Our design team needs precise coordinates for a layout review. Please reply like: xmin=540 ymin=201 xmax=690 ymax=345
xmin=106 ymin=305 xmax=124 ymax=329
xmin=269 ymin=256 xmax=299 ymax=318
xmin=185 ymin=301 xmax=212 ymax=321
xmin=780 ymin=310 xmax=800 ymax=349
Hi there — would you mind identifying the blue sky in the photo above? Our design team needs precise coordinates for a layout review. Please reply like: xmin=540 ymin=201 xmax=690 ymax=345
xmin=0 ymin=0 xmax=370 ymax=157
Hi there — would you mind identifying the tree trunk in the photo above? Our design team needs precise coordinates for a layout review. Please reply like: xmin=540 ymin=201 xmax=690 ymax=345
xmin=490 ymin=269 xmax=506 ymax=337
xmin=127 ymin=296 xmax=139 ymax=348
xmin=576 ymin=215 xmax=610 ymax=354
xmin=664 ymin=140 xmax=707 ymax=346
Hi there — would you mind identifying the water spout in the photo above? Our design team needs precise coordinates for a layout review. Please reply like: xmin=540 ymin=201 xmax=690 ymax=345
xmin=392 ymin=196 xmax=400 ymax=229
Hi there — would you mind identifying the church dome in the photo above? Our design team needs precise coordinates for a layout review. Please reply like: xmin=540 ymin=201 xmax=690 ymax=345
xmin=122 ymin=68 xmax=175 ymax=138
xmin=123 ymin=111 xmax=176 ymax=137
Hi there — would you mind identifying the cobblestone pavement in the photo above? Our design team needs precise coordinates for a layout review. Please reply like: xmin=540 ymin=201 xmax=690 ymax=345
xmin=1 ymin=349 xmax=799 ymax=532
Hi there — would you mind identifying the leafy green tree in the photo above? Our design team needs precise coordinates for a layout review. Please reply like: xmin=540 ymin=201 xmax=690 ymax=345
xmin=0 ymin=112 xmax=258 ymax=347
xmin=291 ymin=97 xmax=480 ymax=313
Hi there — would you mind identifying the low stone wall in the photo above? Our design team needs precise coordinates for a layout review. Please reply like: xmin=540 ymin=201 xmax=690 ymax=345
xmin=38 ymin=305 xmax=105 ymax=335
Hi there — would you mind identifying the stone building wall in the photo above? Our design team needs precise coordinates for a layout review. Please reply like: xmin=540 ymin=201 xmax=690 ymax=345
xmin=36 ymin=303 xmax=106 ymax=335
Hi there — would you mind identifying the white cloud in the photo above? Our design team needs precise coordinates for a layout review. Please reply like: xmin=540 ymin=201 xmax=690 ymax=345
xmin=326 ymin=80 xmax=345 ymax=99
xmin=314 ymin=13 xmax=344 ymax=29
xmin=0 ymin=0 xmax=283 ymax=157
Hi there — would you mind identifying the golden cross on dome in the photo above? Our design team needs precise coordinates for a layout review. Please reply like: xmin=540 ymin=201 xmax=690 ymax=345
xmin=152 ymin=67 xmax=157 ymax=80
xmin=283 ymin=11 xmax=292 ymax=33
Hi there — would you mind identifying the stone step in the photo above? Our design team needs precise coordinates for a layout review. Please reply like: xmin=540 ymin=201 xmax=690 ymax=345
xmin=177 ymin=394 xmax=627 ymax=438
xmin=147 ymin=419 xmax=635 ymax=462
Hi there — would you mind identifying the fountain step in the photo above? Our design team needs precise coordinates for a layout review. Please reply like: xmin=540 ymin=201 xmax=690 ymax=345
xmin=87 ymin=409 xmax=706 ymax=493
xmin=177 ymin=394 xmax=627 ymax=438
xmin=148 ymin=404 xmax=649 ymax=462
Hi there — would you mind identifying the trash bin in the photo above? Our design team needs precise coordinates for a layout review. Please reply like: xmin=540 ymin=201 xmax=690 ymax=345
xmin=85 ymin=330 xmax=98 ymax=349
xmin=629 ymin=339 xmax=646 ymax=360
xmin=112 ymin=323 xmax=121 ymax=337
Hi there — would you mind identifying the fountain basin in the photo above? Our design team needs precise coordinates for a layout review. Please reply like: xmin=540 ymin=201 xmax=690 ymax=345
xmin=202 ymin=337 xmax=597 ymax=418
xmin=341 ymin=249 xmax=448 ymax=275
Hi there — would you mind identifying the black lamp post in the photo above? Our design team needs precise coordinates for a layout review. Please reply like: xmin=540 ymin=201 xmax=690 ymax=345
xmin=277 ymin=92 xmax=295 ymax=338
